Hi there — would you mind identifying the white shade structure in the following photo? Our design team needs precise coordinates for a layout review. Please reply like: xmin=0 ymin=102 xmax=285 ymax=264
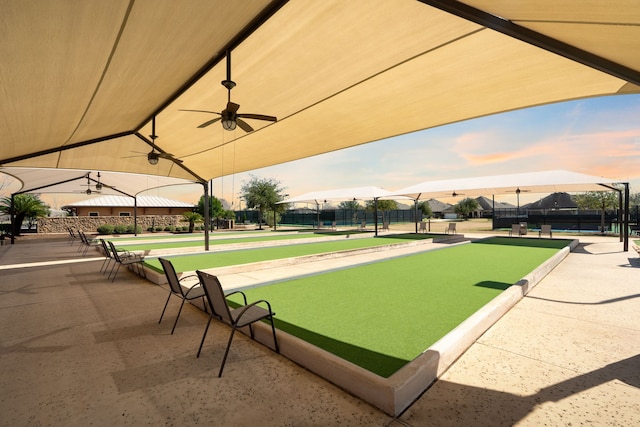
xmin=390 ymin=170 xmax=623 ymax=200
xmin=281 ymin=186 xmax=401 ymax=204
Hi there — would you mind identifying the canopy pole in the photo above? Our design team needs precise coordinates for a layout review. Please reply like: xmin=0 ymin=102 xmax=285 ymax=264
xmin=374 ymin=198 xmax=379 ymax=237
xmin=134 ymin=197 xmax=138 ymax=236
xmin=623 ymin=183 xmax=629 ymax=252
xmin=203 ymin=182 xmax=210 ymax=251
xmin=414 ymin=199 xmax=419 ymax=234
xmin=10 ymin=193 xmax=15 ymax=244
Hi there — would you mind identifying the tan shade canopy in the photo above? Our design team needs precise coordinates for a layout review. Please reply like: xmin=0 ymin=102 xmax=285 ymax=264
xmin=390 ymin=170 xmax=623 ymax=200
xmin=1 ymin=167 xmax=200 ymax=197
xmin=1 ymin=1 xmax=639 ymax=183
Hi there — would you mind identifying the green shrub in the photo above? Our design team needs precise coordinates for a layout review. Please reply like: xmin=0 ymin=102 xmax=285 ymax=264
xmin=113 ymin=224 xmax=128 ymax=234
xmin=182 ymin=226 xmax=189 ymax=231
xmin=155 ymin=226 xmax=164 ymax=232
xmin=126 ymin=225 xmax=143 ymax=234
xmin=96 ymin=224 xmax=114 ymax=235
xmin=147 ymin=226 xmax=154 ymax=232
xmin=164 ymin=226 xmax=175 ymax=232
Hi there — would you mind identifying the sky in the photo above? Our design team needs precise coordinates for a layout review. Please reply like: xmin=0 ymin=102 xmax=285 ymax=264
xmin=3 ymin=93 xmax=640 ymax=210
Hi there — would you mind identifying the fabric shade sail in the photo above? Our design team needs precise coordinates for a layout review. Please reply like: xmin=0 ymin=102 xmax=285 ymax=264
xmin=390 ymin=170 xmax=623 ymax=200
xmin=1 ymin=1 xmax=639 ymax=182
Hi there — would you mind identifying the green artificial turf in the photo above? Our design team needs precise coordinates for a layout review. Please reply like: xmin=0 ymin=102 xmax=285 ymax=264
xmin=227 ymin=237 xmax=571 ymax=378
xmin=142 ymin=235 xmax=436 ymax=273
xmin=120 ymin=232 xmax=328 ymax=251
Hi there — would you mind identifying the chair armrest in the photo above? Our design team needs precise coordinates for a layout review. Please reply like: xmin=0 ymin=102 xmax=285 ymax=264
xmin=178 ymin=274 xmax=198 ymax=283
xmin=235 ymin=299 xmax=275 ymax=321
xmin=226 ymin=290 xmax=248 ymax=306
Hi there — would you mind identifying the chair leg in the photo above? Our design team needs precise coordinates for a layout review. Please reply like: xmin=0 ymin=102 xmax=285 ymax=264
xmin=170 ymin=298 xmax=186 ymax=334
xmin=110 ymin=263 xmax=121 ymax=282
xmin=218 ymin=326 xmax=237 ymax=377
xmin=269 ymin=316 xmax=279 ymax=353
xmin=197 ymin=316 xmax=213 ymax=358
xmin=158 ymin=292 xmax=173 ymax=324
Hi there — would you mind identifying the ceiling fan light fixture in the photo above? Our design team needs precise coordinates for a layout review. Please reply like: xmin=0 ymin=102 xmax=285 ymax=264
xmin=222 ymin=118 xmax=236 ymax=131
xmin=147 ymin=152 xmax=159 ymax=165
xmin=95 ymin=182 xmax=103 ymax=191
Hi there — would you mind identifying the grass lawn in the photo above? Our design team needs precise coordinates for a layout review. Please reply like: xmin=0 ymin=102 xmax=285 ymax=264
xmin=142 ymin=234 xmax=436 ymax=273
xmin=227 ymin=237 xmax=571 ymax=377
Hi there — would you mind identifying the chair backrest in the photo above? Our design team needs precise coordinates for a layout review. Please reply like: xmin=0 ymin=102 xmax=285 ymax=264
xmin=541 ymin=224 xmax=552 ymax=233
xmin=511 ymin=224 xmax=520 ymax=233
xmin=419 ymin=221 xmax=426 ymax=231
xmin=159 ymin=258 xmax=184 ymax=296
xmin=448 ymin=223 xmax=456 ymax=231
xmin=107 ymin=241 xmax=124 ymax=263
xmin=197 ymin=270 xmax=232 ymax=323
xmin=100 ymin=239 xmax=111 ymax=258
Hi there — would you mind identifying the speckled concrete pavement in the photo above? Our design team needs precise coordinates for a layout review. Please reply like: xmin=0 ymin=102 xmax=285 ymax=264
xmin=0 ymin=234 xmax=638 ymax=426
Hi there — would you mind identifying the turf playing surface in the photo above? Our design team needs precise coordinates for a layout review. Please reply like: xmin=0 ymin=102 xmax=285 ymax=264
xmin=141 ymin=234 xmax=436 ymax=273
xmin=225 ymin=237 xmax=571 ymax=377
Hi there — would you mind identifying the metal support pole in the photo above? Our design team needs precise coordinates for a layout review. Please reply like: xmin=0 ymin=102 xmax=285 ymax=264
xmin=203 ymin=182 xmax=210 ymax=251
xmin=10 ymin=194 xmax=15 ymax=244
xmin=374 ymin=198 xmax=379 ymax=237
xmin=134 ymin=197 xmax=138 ymax=236
xmin=623 ymin=183 xmax=629 ymax=252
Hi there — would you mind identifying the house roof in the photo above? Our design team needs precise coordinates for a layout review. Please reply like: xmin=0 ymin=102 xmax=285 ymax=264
xmin=62 ymin=195 xmax=194 ymax=209
xmin=1 ymin=1 xmax=638 ymax=182
xmin=475 ymin=196 xmax=515 ymax=210
xmin=425 ymin=198 xmax=452 ymax=212
xmin=523 ymin=192 xmax=577 ymax=209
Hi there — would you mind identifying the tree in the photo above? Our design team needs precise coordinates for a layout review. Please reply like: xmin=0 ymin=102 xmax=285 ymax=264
xmin=196 ymin=194 xmax=225 ymax=229
xmin=181 ymin=211 xmax=203 ymax=233
xmin=240 ymin=175 xmax=287 ymax=230
xmin=337 ymin=200 xmax=361 ymax=210
xmin=453 ymin=198 xmax=479 ymax=219
xmin=574 ymin=191 xmax=619 ymax=233
xmin=0 ymin=194 xmax=51 ymax=236
xmin=196 ymin=195 xmax=224 ymax=219
xmin=417 ymin=201 xmax=433 ymax=218
xmin=365 ymin=199 xmax=397 ymax=224
xmin=630 ymin=192 xmax=640 ymax=207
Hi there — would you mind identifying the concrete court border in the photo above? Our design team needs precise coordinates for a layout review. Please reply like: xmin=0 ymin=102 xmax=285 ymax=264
xmin=128 ymin=235 xmax=578 ymax=416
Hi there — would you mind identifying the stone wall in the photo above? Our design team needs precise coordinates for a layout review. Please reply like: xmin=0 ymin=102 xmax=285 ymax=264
xmin=38 ymin=215 xmax=185 ymax=234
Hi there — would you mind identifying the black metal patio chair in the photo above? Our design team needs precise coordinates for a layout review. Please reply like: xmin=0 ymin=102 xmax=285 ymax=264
xmin=158 ymin=258 xmax=207 ymax=335
xmin=106 ymin=240 xmax=145 ymax=282
xmin=196 ymin=270 xmax=279 ymax=377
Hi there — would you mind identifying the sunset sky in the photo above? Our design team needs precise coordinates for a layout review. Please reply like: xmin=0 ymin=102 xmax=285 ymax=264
xmin=3 ymin=93 xmax=640 ymax=209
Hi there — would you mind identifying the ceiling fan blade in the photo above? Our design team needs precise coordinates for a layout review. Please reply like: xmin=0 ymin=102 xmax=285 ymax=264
xmin=179 ymin=109 xmax=221 ymax=115
xmin=237 ymin=113 xmax=277 ymax=122
xmin=159 ymin=153 xmax=183 ymax=163
xmin=236 ymin=118 xmax=254 ymax=132
xmin=227 ymin=102 xmax=240 ymax=113
xmin=198 ymin=117 xmax=222 ymax=128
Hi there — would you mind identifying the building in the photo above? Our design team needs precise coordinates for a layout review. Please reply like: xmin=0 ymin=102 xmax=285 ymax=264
xmin=62 ymin=195 xmax=195 ymax=217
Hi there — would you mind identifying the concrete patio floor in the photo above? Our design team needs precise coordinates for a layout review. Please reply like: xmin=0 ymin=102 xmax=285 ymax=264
xmin=0 ymin=233 xmax=638 ymax=426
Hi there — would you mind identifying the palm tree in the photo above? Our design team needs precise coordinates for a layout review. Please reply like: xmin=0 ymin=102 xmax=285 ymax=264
xmin=181 ymin=211 xmax=203 ymax=233
xmin=0 ymin=194 xmax=51 ymax=236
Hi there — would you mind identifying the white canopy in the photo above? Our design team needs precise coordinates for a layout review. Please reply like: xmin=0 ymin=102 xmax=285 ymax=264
xmin=281 ymin=186 xmax=400 ymax=204
xmin=1 ymin=1 xmax=638 ymax=182
xmin=391 ymin=170 xmax=623 ymax=200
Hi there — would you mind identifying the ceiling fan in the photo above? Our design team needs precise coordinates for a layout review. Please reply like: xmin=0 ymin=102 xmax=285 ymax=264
xmin=181 ymin=50 xmax=277 ymax=132
xmin=80 ymin=172 xmax=103 ymax=195
xmin=126 ymin=117 xmax=182 ymax=165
